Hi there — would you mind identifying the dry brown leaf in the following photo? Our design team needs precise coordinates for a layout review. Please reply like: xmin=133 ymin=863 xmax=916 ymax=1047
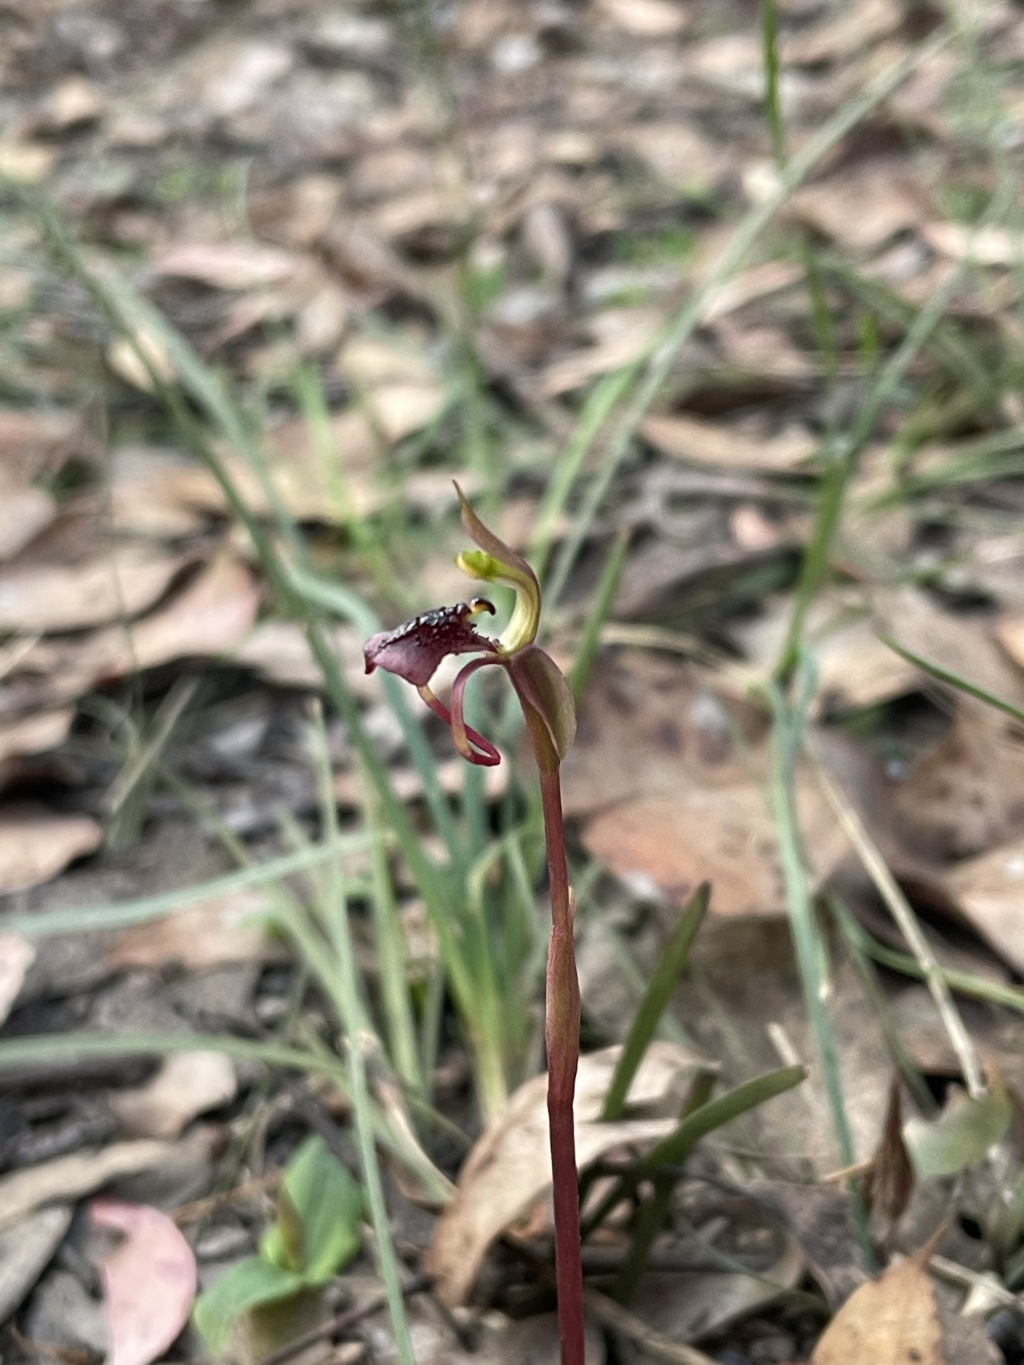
xmin=0 ymin=138 xmax=57 ymax=183
xmin=810 ymin=1247 xmax=943 ymax=1364
xmin=106 ymin=888 xmax=280 ymax=971
xmin=426 ymin=1041 xmax=706 ymax=1306
xmin=702 ymin=261 xmax=804 ymax=323
xmin=782 ymin=0 xmax=903 ymax=64
xmin=791 ymin=167 xmax=923 ymax=254
xmin=30 ymin=76 xmax=105 ymax=132
xmin=107 ymin=325 xmax=177 ymax=394
xmin=365 ymin=383 xmax=447 ymax=442
xmin=0 ymin=710 xmax=73 ymax=763
xmin=923 ymin=222 xmax=1024 ymax=267
xmin=106 ymin=1052 xmax=237 ymax=1139
xmin=117 ymin=554 xmax=260 ymax=671
xmin=0 ymin=810 xmax=102 ymax=894
xmin=995 ymin=614 xmax=1024 ymax=669
xmin=629 ymin=1233 xmax=804 ymax=1344
xmin=0 ymin=408 xmax=80 ymax=482
xmin=640 ymin=412 xmax=813 ymax=473
xmin=0 ymin=1140 xmax=175 ymax=1231
xmin=734 ymin=596 xmax=920 ymax=714
xmin=0 ymin=1206 xmax=73 ymax=1325
xmin=945 ymin=837 xmax=1024 ymax=976
xmin=563 ymin=654 xmax=853 ymax=914
xmin=713 ymin=317 xmax=818 ymax=380
xmin=878 ymin=586 xmax=1024 ymax=709
xmin=233 ymin=618 xmax=368 ymax=694
xmin=105 ymin=448 xmax=213 ymax=537
xmin=887 ymin=703 xmax=1024 ymax=862
xmin=13 ymin=555 xmax=260 ymax=708
xmin=200 ymin=39 xmax=293 ymax=118
xmin=338 ymin=336 xmax=438 ymax=389
xmin=0 ymin=475 xmax=54 ymax=561
xmin=614 ymin=123 xmax=720 ymax=191
xmin=175 ymin=390 xmax=445 ymax=524
xmin=596 ymin=0 xmax=688 ymax=36
xmin=152 ymin=241 xmax=297 ymax=290
xmin=540 ymin=309 xmax=663 ymax=396
xmin=0 ymin=931 xmax=34 ymax=1026
xmin=0 ymin=546 xmax=190 ymax=633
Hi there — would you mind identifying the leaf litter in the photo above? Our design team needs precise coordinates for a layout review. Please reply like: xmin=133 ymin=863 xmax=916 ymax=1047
xmin=4 ymin=0 xmax=1024 ymax=1360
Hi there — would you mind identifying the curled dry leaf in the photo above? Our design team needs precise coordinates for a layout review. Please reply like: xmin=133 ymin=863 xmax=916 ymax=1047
xmin=426 ymin=1041 xmax=708 ymax=1306
xmin=92 ymin=1199 xmax=198 ymax=1365
xmin=0 ymin=810 xmax=102 ymax=895
xmin=106 ymin=1051 xmax=237 ymax=1139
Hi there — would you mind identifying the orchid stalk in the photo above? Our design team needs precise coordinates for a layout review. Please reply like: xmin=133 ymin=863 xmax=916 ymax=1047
xmin=364 ymin=485 xmax=585 ymax=1365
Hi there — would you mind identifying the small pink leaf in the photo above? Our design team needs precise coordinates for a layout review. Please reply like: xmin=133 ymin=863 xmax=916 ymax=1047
xmin=91 ymin=1199 xmax=198 ymax=1365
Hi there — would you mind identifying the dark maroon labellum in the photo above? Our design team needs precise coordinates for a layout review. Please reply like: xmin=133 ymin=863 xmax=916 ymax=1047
xmin=363 ymin=599 xmax=497 ymax=688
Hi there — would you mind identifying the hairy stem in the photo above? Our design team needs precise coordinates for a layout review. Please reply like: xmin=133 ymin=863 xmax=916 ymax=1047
xmin=538 ymin=763 xmax=585 ymax=1365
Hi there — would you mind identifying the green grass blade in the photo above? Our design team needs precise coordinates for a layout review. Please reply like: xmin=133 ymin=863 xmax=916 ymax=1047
xmin=638 ymin=1064 xmax=806 ymax=1176
xmin=766 ymin=669 xmax=857 ymax=1168
xmin=602 ymin=883 xmax=710 ymax=1121
xmin=568 ymin=528 xmax=630 ymax=704
xmin=760 ymin=0 xmax=786 ymax=167
xmin=879 ymin=635 xmax=1024 ymax=728
xmin=4 ymin=838 xmax=374 ymax=939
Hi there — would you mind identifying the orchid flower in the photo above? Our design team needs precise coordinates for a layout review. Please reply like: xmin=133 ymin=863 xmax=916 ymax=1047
xmin=363 ymin=484 xmax=575 ymax=775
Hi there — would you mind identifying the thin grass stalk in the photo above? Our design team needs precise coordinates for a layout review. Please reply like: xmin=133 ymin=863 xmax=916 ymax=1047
xmin=807 ymin=734 xmax=985 ymax=1097
xmin=601 ymin=883 xmax=710 ymax=1123
xmin=759 ymin=0 xmax=786 ymax=168
xmin=766 ymin=674 xmax=857 ymax=1168
xmin=827 ymin=892 xmax=937 ymax=1114
xmin=363 ymin=774 xmax=423 ymax=1093
xmin=6 ymin=834 xmax=375 ymax=940
xmin=833 ymin=905 xmax=1024 ymax=1016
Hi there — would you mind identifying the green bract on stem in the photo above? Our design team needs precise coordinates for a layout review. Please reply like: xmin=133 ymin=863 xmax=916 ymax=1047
xmin=362 ymin=484 xmax=585 ymax=1365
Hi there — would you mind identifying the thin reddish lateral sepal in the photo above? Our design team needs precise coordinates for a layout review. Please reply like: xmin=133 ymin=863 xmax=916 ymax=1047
xmin=418 ymin=675 xmax=502 ymax=767
xmin=450 ymin=656 xmax=507 ymax=766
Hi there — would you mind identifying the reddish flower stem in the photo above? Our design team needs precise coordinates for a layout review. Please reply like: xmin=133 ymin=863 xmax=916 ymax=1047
xmin=538 ymin=762 xmax=585 ymax=1365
